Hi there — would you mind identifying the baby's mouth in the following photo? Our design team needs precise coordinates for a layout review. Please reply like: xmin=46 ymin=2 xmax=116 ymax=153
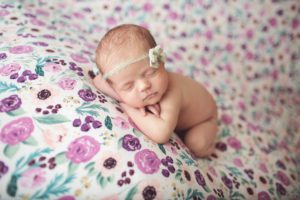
xmin=143 ymin=92 xmax=157 ymax=101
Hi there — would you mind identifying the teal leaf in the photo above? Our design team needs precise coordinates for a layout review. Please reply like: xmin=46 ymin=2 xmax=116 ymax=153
xmin=125 ymin=185 xmax=138 ymax=200
xmin=35 ymin=64 xmax=44 ymax=76
xmin=84 ymin=162 xmax=95 ymax=171
xmin=68 ymin=162 xmax=79 ymax=175
xmin=6 ymin=108 xmax=26 ymax=116
xmin=22 ymin=136 xmax=37 ymax=146
xmin=7 ymin=175 xmax=18 ymax=197
xmin=4 ymin=144 xmax=20 ymax=158
xmin=0 ymin=81 xmax=19 ymax=93
xmin=105 ymin=116 xmax=112 ymax=130
xmin=118 ymin=137 xmax=123 ymax=149
xmin=55 ymin=152 xmax=68 ymax=165
xmin=158 ymin=144 xmax=166 ymax=155
xmin=34 ymin=114 xmax=69 ymax=124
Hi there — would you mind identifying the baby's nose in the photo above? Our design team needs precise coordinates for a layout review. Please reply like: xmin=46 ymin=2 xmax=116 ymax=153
xmin=138 ymin=79 xmax=151 ymax=92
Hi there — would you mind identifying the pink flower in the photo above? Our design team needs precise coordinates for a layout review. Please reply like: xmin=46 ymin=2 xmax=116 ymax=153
xmin=225 ymin=43 xmax=234 ymax=52
xmin=205 ymin=30 xmax=213 ymax=40
xmin=58 ymin=196 xmax=76 ymax=200
xmin=233 ymin=158 xmax=243 ymax=167
xmin=143 ymin=3 xmax=153 ymax=12
xmin=246 ymin=29 xmax=254 ymax=39
xmin=169 ymin=11 xmax=178 ymax=20
xmin=19 ymin=168 xmax=46 ymax=188
xmin=0 ymin=63 xmax=21 ymax=76
xmin=44 ymin=62 xmax=62 ymax=72
xmin=58 ymin=77 xmax=77 ymax=90
xmin=292 ymin=18 xmax=299 ymax=29
xmin=66 ymin=136 xmax=100 ymax=163
xmin=70 ymin=53 xmax=89 ymax=63
xmin=221 ymin=114 xmax=232 ymax=125
xmin=276 ymin=170 xmax=290 ymax=186
xmin=0 ymin=117 xmax=34 ymax=145
xmin=259 ymin=163 xmax=268 ymax=173
xmin=0 ymin=9 xmax=9 ymax=16
xmin=268 ymin=18 xmax=277 ymax=27
xmin=227 ymin=137 xmax=242 ymax=150
xmin=9 ymin=45 xmax=33 ymax=54
xmin=113 ymin=117 xmax=130 ymax=129
xmin=30 ymin=18 xmax=45 ymax=26
xmin=134 ymin=149 xmax=160 ymax=174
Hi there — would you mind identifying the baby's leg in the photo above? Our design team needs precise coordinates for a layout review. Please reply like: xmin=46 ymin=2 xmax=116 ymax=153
xmin=183 ymin=116 xmax=218 ymax=158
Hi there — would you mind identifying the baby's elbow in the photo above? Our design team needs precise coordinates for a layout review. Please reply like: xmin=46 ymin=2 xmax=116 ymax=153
xmin=155 ymin=126 xmax=173 ymax=144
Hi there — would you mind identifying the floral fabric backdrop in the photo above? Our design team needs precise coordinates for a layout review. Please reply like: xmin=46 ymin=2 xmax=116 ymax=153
xmin=0 ymin=0 xmax=300 ymax=199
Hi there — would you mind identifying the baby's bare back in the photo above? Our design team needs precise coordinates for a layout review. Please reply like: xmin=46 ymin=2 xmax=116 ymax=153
xmin=168 ymin=72 xmax=217 ymax=131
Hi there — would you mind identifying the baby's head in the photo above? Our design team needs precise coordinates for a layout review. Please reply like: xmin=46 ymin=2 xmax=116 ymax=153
xmin=95 ymin=24 xmax=169 ymax=108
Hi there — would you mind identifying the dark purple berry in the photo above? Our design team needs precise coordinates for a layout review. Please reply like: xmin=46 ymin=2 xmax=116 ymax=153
xmin=47 ymin=105 xmax=53 ymax=109
xmin=76 ymin=67 xmax=83 ymax=72
xmin=10 ymin=73 xmax=19 ymax=79
xmin=77 ymin=72 xmax=84 ymax=76
xmin=39 ymin=156 xmax=46 ymax=162
xmin=121 ymin=171 xmax=126 ymax=177
xmin=92 ymin=120 xmax=102 ymax=128
xmin=55 ymin=104 xmax=62 ymax=109
xmin=73 ymin=118 xmax=81 ymax=127
xmin=51 ymin=109 xmax=58 ymax=113
xmin=81 ymin=123 xmax=91 ymax=132
xmin=161 ymin=159 xmax=168 ymax=166
xmin=28 ymin=159 xmax=35 ymax=166
xmin=17 ymin=75 xmax=26 ymax=83
xmin=49 ymin=163 xmax=56 ymax=169
xmin=22 ymin=70 xmax=32 ymax=76
xmin=35 ymin=108 xmax=42 ymax=112
xmin=168 ymin=165 xmax=175 ymax=173
xmin=166 ymin=156 xmax=173 ymax=163
xmin=162 ymin=169 xmax=170 ymax=177
xmin=127 ymin=161 xmax=133 ymax=167
xmin=129 ymin=169 xmax=134 ymax=176
xmin=117 ymin=180 xmax=124 ymax=186
xmin=28 ymin=73 xmax=38 ymax=80
xmin=40 ymin=164 xmax=47 ymax=168
xmin=125 ymin=177 xmax=131 ymax=184
xmin=48 ymin=157 xmax=55 ymax=163
xmin=85 ymin=116 xmax=94 ymax=123
xmin=42 ymin=110 xmax=49 ymax=115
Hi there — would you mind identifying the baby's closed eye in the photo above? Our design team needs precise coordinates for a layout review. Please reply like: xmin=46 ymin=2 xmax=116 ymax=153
xmin=121 ymin=81 xmax=134 ymax=90
xmin=144 ymin=68 xmax=157 ymax=77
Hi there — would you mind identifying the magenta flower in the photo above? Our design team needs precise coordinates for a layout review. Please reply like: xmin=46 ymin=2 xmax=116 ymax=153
xmin=66 ymin=136 xmax=100 ymax=163
xmin=221 ymin=114 xmax=232 ymax=125
xmin=78 ymin=89 xmax=96 ymax=102
xmin=9 ymin=45 xmax=33 ymax=54
xmin=276 ymin=170 xmax=290 ymax=186
xmin=0 ymin=63 xmax=21 ymax=76
xmin=233 ymin=158 xmax=243 ymax=168
xmin=19 ymin=168 xmax=46 ymax=188
xmin=30 ymin=18 xmax=46 ymax=26
xmin=257 ymin=191 xmax=271 ymax=200
xmin=122 ymin=134 xmax=141 ymax=151
xmin=58 ymin=196 xmax=76 ymax=200
xmin=0 ymin=10 xmax=9 ymax=16
xmin=70 ymin=53 xmax=88 ymax=63
xmin=134 ymin=149 xmax=160 ymax=174
xmin=58 ymin=77 xmax=77 ymax=90
xmin=227 ymin=137 xmax=242 ymax=150
xmin=0 ymin=117 xmax=34 ymax=145
xmin=0 ymin=94 xmax=22 ymax=112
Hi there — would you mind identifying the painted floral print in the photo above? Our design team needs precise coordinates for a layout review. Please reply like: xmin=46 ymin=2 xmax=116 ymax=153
xmin=0 ymin=0 xmax=299 ymax=199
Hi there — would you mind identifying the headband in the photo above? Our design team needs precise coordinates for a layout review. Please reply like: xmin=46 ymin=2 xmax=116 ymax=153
xmin=102 ymin=45 xmax=166 ymax=80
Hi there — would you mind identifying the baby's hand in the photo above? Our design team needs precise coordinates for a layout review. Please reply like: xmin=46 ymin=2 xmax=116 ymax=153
xmin=145 ymin=103 xmax=161 ymax=117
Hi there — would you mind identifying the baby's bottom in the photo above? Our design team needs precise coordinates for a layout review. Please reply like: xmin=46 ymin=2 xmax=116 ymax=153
xmin=182 ymin=115 xmax=218 ymax=158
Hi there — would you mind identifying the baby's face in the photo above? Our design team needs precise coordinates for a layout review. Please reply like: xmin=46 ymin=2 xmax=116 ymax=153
xmin=108 ymin=58 xmax=169 ymax=108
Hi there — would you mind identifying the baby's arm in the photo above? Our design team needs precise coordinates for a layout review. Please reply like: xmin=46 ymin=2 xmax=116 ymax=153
xmin=93 ymin=74 xmax=121 ymax=101
xmin=120 ymin=86 xmax=181 ymax=144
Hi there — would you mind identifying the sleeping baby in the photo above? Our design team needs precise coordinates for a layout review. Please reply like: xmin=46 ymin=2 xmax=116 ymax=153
xmin=93 ymin=24 xmax=218 ymax=157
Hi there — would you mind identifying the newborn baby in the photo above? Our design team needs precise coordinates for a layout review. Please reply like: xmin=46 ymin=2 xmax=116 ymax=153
xmin=93 ymin=24 xmax=218 ymax=157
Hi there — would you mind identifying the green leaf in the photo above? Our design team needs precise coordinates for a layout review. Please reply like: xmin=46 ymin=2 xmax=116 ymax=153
xmin=35 ymin=64 xmax=44 ymax=76
xmin=118 ymin=137 xmax=123 ymax=149
xmin=55 ymin=152 xmax=68 ymax=165
xmin=4 ymin=144 xmax=20 ymax=158
xmin=34 ymin=114 xmax=69 ymax=124
xmin=0 ymin=81 xmax=19 ymax=93
xmin=68 ymin=162 xmax=79 ymax=175
xmin=125 ymin=186 xmax=138 ymax=200
xmin=158 ymin=144 xmax=166 ymax=155
xmin=22 ymin=136 xmax=37 ymax=146
xmin=6 ymin=108 xmax=26 ymax=116
xmin=105 ymin=116 xmax=112 ymax=130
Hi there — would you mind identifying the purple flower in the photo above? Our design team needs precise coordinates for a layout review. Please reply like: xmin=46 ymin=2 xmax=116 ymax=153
xmin=0 ymin=117 xmax=34 ymax=145
xmin=207 ymin=194 xmax=217 ymax=200
xmin=227 ymin=137 xmax=242 ymax=150
xmin=58 ymin=77 xmax=76 ymax=90
xmin=257 ymin=191 xmax=271 ymax=200
xmin=32 ymin=41 xmax=48 ymax=47
xmin=194 ymin=169 xmax=206 ymax=186
xmin=0 ymin=53 xmax=7 ymax=60
xmin=122 ymin=134 xmax=141 ymax=151
xmin=276 ymin=170 xmax=290 ymax=186
xmin=78 ymin=89 xmax=96 ymax=102
xmin=134 ymin=149 xmax=160 ymax=174
xmin=9 ymin=45 xmax=33 ymax=54
xmin=215 ymin=141 xmax=227 ymax=151
xmin=0 ymin=95 xmax=22 ymax=112
xmin=66 ymin=136 xmax=100 ymax=163
xmin=58 ymin=196 xmax=76 ymax=200
xmin=71 ymin=53 xmax=89 ymax=63
xmin=275 ymin=160 xmax=286 ymax=170
xmin=276 ymin=182 xmax=286 ymax=196
xmin=221 ymin=175 xmax=233 ymax=189
xmin=0 ymin=63 xmax=21 ymax=76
